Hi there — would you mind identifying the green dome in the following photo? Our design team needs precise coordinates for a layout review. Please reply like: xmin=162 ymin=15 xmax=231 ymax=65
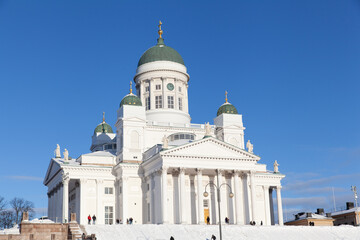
xmin=138 ymin=38 xmax=184 ymax=67
xmin=120 ymin=93 xmax=142 ymax=107
xmin=94 ymin=122 xmax=113 ymax=134
xmin=217 ymin=102 xmax=238 ymax=116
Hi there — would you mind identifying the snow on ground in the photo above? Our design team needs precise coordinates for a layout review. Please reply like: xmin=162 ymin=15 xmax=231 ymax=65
xmin=0 ymin=225 xmax=19 ymax=235
xmin=85 ymin=224 xmax=360 ymax=240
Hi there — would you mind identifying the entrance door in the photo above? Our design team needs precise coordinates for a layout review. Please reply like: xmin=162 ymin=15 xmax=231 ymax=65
xmin=204 ymin=209 xmax=209 ymax=223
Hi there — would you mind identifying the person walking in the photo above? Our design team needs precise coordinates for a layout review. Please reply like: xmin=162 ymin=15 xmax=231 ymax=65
xmin=92 ymin=215 xmax=96 ymax=225
xmin=211 ymin=234 xmax=216 ymax=240
xmin=170 ymin=236 xmax=175 ymax=240
xmin=206 ymin=216 xmax=210 ymax=225
xmin=87 ymin=215 xmax=91 ymax=225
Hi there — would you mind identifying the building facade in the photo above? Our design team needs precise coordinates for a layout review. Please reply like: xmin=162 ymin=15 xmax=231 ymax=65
xmin=44 ymin=24 xmax=285 ymax=226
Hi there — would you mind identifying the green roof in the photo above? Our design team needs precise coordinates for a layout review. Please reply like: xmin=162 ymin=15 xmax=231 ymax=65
xmin=217 ymin=102 xmax=238 ymax=116
xmin=94 ymin=122 xmax=113 ymax=134
xmin=138 ymin=38 xmax=184 ymax=67
xmin=120 ymin=93 xmax=142 ymax=107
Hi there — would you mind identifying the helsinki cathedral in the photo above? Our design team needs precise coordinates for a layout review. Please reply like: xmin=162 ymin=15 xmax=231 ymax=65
xmin=44 ymin=22 xmax=285 ymax=226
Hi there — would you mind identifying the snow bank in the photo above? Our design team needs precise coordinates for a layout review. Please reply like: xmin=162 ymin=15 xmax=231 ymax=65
xmin=0 ymin=225 xmax=19 ymax=235
xmin=85 ymin=224 xmax=360 ymax=240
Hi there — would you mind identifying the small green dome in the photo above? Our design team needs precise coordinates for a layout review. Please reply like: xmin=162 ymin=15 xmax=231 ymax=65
xmin=120 ymin=93 xmax=142 ymax=107
xmin=138 ymin=38 xmax=184 ymax=67
xmin=217 ymin=102 xmax=238 ymax=116
xmin=94 ymin=122 xmax=113 ymax=134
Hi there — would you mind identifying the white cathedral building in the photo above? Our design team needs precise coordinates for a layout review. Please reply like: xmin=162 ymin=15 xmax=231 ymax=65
xmin=44 ymin=23 xmax=285 ymax=226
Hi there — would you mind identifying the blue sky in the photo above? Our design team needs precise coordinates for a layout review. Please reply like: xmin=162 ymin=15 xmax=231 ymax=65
xmin=0 ymin=0 xmax=359 ymax=220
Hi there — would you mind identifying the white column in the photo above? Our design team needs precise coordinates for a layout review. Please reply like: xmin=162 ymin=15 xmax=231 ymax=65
xmin=234 ymin=171 xmax=244 ymax=225
xmin=196 ymin=168 xmax=204 ymax=224
xmin=276 ymin=186 xmax=284 ymax=225
xmin=161 ymin=167 xmax=168 ymax=223
xmin=179 ymin=168 xmax=186 ymax=224
xmin=250 ymin=171 xmax=257 ymax=222
xmin=263 ymin=185 xmax=271 ymax=225
xmin=96 ymin=179 xmax=104 ymax=224
xmin=122 ymin=176 xmax=128 ymax=224
xmin=79 ymin=179 xmax=87 ymax=225
xmin=148 ymin=175 xmax=153 ymax=223
xmin=218 ymin=170 xmax=226 ymax=224
xmin=62 ymin=178 xmax=69 ymax=223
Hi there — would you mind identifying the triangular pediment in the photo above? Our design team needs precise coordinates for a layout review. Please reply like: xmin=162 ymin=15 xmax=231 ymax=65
xmin=43 ymin=159 xmax=61 ymax=185
xmin=162 ymin=137 xmax=260 ymax=161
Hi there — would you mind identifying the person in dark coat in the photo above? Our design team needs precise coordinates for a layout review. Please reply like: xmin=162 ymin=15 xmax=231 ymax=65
xmin=211 ymin=234 xmax=216 ymax=240
xmin=206 ymin=216 xmax=210 ymax=225
xmin=92 ymin=215 xmax=96 ymax=225
xmin=170 ymin=236 xmax=175 ymax=240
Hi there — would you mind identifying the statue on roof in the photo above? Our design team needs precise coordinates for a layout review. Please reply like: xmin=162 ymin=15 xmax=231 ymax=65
xmin=54 ymin=144 xmax=61 ymax=158
xmin=274 ymin=160 xmax=279 ymax=173
xmin=63 ymin=149 xmax=69 ymax=162
xmin=162 ymin=135 xmax=169 ymax=149
xmin=246 ymin=140 xmax=253 ymax=153
xmin=205 ymin=122 xmax=211 ymax=136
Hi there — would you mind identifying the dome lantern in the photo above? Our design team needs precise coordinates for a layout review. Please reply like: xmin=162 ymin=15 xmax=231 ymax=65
xmin=119 ymin=81 xmax=142 ymax=107
xmin=137 ymin=21 xmax=184 ymax=67
xmin=94 ymin=112 xmax=114 ymax=134
xmin=217 ymin=91 xmax=238 ymax=116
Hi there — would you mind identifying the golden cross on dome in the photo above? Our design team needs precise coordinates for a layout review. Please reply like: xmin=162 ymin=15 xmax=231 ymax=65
xmin=102 ymin=112 xmax=105 ymax=123
xmin=158 ymin=20 xmax=163 ymax=38
xmin=225 ymin=91 xmax=228 ymax=103
xmin=130 ymin=81 xmax=133 ymax=94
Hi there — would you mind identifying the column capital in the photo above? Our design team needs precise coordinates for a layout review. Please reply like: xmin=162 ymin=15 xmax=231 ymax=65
xmin=171 ymin=169 xmax=179 ymax=177
xmin=234 ymin=170 xmax=241 ymax=175
xmin=216 ymin=169 xmax=224 ymax=176
xmin=262 ymin=185 xmax=270 ymax=190
xmin=276 ymin=185 xmax=282 ymax=190
xmin=196 ymin=168 xmax=203 ymax=174
xmin=179 ymin=167 xmax=186 ymax=174
xmin=161 ymin=166 xmax=169 ymax=173
xmin=96 ymin=179 xmax=104 ymax=184
xmin=62 ymin=172 xmax=70 ymax=184
xmin=79 ymin=178 xmax=87 ymax=184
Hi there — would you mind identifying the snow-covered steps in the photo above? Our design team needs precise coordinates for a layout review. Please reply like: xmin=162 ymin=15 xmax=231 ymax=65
xmin=85 ymin=224 xmax=360 ymax=240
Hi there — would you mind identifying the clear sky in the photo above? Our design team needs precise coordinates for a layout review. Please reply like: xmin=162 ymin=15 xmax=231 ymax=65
xmin=0 ymin=0 xmax=359 ymax=220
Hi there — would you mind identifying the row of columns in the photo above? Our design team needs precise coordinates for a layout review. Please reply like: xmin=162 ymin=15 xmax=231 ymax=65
xmin=48 ymin=177 xmax=108 ymax=225
xmin=145 ymin=167 xmax=283 ymax=225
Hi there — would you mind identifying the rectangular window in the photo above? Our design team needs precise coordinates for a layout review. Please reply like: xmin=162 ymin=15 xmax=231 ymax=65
xmin=178 ymin=98 xmax=183 ymax=111
xmin=105 ymin=187 xmax=113 ymax=195
xmin=155 ymin=96 xmax=162 ymax=109
xmin=104 ymin=206 xmax=114 ymax=225
xmin=156 ymin=84 xmax=161 ymax=90
xmin=147 ymin=203 xmax=150 ymax=222
xmin=167 ymin=96 xmax=174 ymax=109
xmin=178 ymin=86 xmax=182 ymax=92
xmin=145 ymin=86 xmax=150 ymax=92
xmin=146 ymin=97 xmax=150 ymax=110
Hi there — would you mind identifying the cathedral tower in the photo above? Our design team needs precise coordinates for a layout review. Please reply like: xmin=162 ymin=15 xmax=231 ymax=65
xmin=133 ymin=21 xmax=190 ymax=125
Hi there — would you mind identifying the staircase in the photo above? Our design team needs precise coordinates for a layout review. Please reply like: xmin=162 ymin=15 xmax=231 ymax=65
xmin=68 ymin=222 xmax=83 ymax=240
